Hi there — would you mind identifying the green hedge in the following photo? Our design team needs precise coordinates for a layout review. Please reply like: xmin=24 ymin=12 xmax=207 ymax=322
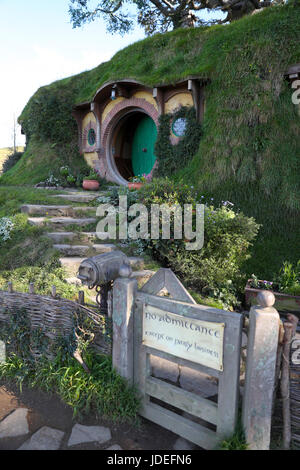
xmin=138 ymin=178 xmax=259 ymax=308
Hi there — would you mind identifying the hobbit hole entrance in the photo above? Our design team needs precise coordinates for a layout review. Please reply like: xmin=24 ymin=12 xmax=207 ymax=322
xmin=110 ymin=111 xmax=157 ymax=182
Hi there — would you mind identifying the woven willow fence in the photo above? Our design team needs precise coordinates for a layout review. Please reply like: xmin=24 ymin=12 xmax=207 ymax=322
xmin=290 ymin=332 xmax=300 ymax=449
xmin=0 ymin=283 xmax=111 ymax=360
xmin=272 ymin=315 xmax=300 ymax=449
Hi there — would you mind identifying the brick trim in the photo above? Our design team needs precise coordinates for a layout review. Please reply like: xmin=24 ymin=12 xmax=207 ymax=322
xmin=99 ymin=97 xmax=160 ymax=184
xmin=101 ymin=97 xmax=159 ymax=145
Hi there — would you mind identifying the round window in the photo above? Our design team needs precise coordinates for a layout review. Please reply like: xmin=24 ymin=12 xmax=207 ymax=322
xmin=172 ymin=117 xmax=187 ymax=137
xmin=87 ymin=128 xmax=96 ymax=146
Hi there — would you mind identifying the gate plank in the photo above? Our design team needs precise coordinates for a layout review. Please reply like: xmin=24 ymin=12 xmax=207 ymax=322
xmin=140 ymin=402 xmax=219 ymax=450
xmin=217 ymin=313 xmax=243 ymax=438
xmin=133 ymin=299 xmax=151 ymax=408
xmin=145 ymin=376 xmax=218 ymax=425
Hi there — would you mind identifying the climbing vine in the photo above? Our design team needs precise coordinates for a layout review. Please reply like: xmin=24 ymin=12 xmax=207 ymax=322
xmin=154 ymin=106 xmax=202 ymax=177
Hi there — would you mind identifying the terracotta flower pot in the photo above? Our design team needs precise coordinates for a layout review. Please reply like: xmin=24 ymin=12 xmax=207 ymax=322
xmin=82 ymin=179 xmax=99 ymax=191
xmin=128 ymin=182 xmax=143 ymax=190
xmin=245 ymin=279 xmax=300 ymax=316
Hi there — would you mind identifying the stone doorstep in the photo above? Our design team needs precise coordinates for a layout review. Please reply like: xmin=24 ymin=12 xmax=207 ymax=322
xmin=28 ymin=217 xmax=97 ymax=227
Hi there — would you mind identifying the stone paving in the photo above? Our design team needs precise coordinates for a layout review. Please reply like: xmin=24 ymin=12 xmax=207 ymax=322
xmin=0 ymin=405 xmax=122 ymax=450
xmin=0 ymin=386 xmax=198 ymax=450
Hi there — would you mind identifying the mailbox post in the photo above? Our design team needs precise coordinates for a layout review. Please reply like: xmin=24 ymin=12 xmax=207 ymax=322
xmin=77 ymin=251 xmax=132 ymax=315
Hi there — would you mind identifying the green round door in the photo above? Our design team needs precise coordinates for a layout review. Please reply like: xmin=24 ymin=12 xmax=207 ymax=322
xmin=131 ymin=115 xmax=157 ymax=176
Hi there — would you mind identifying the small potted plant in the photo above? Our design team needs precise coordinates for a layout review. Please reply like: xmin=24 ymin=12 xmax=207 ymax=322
xmin=82 ymin=170 xmax=101 ymax=191
xmin=128 ymin=174 xmax=148 ymax=190
xmin=245 ymin=261 xmax=300 ymax=315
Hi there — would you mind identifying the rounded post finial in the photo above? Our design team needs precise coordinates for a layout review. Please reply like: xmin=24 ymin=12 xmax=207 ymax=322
xmin=118 ymin=263 xmax=132 ymax=278
xmin=257 ymin=290 xmax=276 ymax=308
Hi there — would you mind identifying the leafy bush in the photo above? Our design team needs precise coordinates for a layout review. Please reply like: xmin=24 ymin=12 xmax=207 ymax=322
xmin=138 ymin=177 xmax=259 ymax=308
xmin=2 ymin=150 xmax=24 ymax=173
xmin=250 ymin=260 xmax=300 ymax=296
xmin=106 ymin=185 xmax=140 ymax=207
xmin=154 ymin=106 xmax=202 ymax=177
xmin=278 ymin=260 xmax=300 ymax=296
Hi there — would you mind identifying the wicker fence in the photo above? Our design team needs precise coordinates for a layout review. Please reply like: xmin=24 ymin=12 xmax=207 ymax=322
xmin=0 ymin=283 xmax=111 ymax=360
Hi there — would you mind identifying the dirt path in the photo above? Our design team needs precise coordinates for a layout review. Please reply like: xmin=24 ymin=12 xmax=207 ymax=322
xmin=0 ymin=381 xmax=192 ymax=450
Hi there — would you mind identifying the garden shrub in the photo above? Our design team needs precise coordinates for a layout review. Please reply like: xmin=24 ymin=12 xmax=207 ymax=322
xmin=154 ymin=106 xmax=202 ymax=177
xmin=2 ymin=150 xmax=24 ymax=173
xmin=250 ymin=260 xmax=300 ymax=296
xmin=138 ymin=177 xmax=260 ymax=308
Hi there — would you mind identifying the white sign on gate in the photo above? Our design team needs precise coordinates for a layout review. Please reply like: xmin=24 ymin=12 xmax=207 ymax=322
xmin=142 ymin=304 xmax=225 ymax=371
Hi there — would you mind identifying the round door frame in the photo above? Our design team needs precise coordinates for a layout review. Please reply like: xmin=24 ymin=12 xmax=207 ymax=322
xmin=101 ymin=98 xmax=159 ymax=185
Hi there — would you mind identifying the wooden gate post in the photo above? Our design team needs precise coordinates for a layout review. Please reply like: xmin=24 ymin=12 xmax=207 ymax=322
xmin=112 ymin=268 xmax=137 ymax=385
xmin=242 ymin=291 xmax=280 ymax=450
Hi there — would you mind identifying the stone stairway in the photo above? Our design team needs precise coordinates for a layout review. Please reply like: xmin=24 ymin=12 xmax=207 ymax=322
xmin=21 ymin=189 xmax=156 ymax=289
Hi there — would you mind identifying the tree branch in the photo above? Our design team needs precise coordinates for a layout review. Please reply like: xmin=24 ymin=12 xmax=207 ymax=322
xmin=149 ymin=0 xmax=173 ymax=15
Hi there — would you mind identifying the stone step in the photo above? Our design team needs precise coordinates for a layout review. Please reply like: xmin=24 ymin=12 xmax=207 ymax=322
xmin=59 ymin=257 xmax=85 ymax=277
xmin=51 ymin=194 xmax=98 ymax=203
xmin=22 ymin=204 xmax=95 ymax=217
xmin=128 ymin=257 xmax=145 ymax=270
xmin=53 ymin=244 xmax=90 ymax=257
xmin=46 ymin=232 xmax=76 ymax=243
xmin=57 ymin=189 xmax=100 ymax=196
xmin=46 ymin=232 xmax=107 ymax=243
xmin=28 ymin=217 xmax=97 ymax=228
xmin=21 ymin=204 xmax=73 ymax=217
xmin=80 ymin=232 xmax=109 ymax=241
xmin=92 ymin=244 xmax=116 ymax=254
xmin=54 ymin=243 xmax=117 ymax=256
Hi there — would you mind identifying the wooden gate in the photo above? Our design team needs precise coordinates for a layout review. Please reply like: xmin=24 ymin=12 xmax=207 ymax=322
xmin=132 ymin=269 xmax=243 ymax=450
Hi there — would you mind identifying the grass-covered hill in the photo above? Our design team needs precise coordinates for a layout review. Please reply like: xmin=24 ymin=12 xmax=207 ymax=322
xmin=1 ymin=3 xmax=299 ymax=279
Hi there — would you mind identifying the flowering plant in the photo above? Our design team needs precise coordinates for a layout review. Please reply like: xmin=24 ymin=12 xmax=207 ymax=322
xmin=248 ymin=274 xmax=276 ymax=291
xmin=0 ymin=217 xmax=14 ymax=243
xmin=129 ymin=170 xmax=154 ymax=184
xmin=129 ymin=175 xmax=146 ymax=183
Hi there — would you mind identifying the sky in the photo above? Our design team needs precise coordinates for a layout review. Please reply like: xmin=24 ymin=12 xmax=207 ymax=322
xmin=0 ymin=0 xmax=223 ymax=148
